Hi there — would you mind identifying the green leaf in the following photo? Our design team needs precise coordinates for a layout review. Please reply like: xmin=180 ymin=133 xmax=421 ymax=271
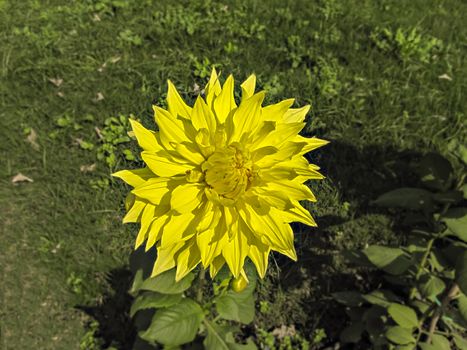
xmin=431 ymin=334 xmax=451 ymax=350
xmin=362 ymin=290 xmax=399 ymax=307
xmin=372 ymin=188 xmax=434 ymax=212
xmin=140 ymin=269 xmax=195 ymax=294
xmin=139 ymin=298 xmax=203 ymax=346
xmin=418 ymin=275 xmax=446 ymax=299
xmin=385 ymin=326 xmax=415 ymax=345
xmin=456 ymin=251 xmax=467 ymax=295
xmin=363 ymin=246 xmax=412 ymax=275
xmin=417 ymin=153 xmax=453 ymax=191
xmin=442 ymin=207 xmax=467 ymax=242
xmin=339 ymin=322 xmax=365 ymax=343
xmin=215 ymin=266 xmax=257 ymax=324
xmin=216 ymin=290 xmax=255 ymax=324
xmin=462 ymin=184 xmax=467 ymax=200
xmin=129 ymin=269 xmax=144 ymax=296
xmin=332 ymin=291 xmax=363 ymax=307
xmin=130 ymin=292 xmax=183 ymax=317
xmin=454 ymin=333 xmax=467 ymax=350
xmin=458 ymin=293 xmax=467 ymax=323
xmin=204 ymin=321 xmax=234 ymax=350
xmin=388 ymin=304 xmax=418 ymax=328
xmin=203 ymin=320 xmax=257 ymax=350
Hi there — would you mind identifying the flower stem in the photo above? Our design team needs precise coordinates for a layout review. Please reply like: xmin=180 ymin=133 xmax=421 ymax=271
xmin=409 ymin=237 xmax=434 ymax=300
xmin=197 ymin=268 xmax=206 ymax=303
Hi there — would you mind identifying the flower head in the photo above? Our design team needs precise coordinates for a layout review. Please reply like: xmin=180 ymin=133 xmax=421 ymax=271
xmin=114 ymin=69 xmax=328 ymax=282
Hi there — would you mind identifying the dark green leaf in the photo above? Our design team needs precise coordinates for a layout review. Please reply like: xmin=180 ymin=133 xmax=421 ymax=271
xmin=339 ymin=322 xmax=365 ymax=343
xmin=140 ymin=269 xmax=194 ymax=294
xmin=417 ymin=153 xmax=452 ymax=191
xmin=442 ymin=207 xmax=467 ymax=242
xmin=456 ymin=251 xmax=467 ymax=295
xmin=139 ymin=298 xmax=203 ymax=346
xmin=385 ymin=326 xmax=415 ymax=345
xmin=433 ymin=191 xmax=463 ymax=204
xmin=332 ymin=291 xmax=363 ymax=307
xmin=130 ymin=292 xmax=183 ymax=317
xmin=388 ymin=304 xmax=418 ymax=328
xmin=364 ymin=246 xmax=412 ymax=275
xmin=362 ymin=290 xmax=399 ymax=307
xmin=372 ymin=188 xmax=434 ymax=212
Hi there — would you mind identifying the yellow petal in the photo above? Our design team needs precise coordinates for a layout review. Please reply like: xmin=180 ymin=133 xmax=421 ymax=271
xmin=191 ymin=96 xmax=217 ymax=132
xmin=197 ymin=228 xmax=227 ymax=267
xmin=129 ymin=119 xmax=163 ymax=152
xmin=230 ymin=91 xmax=265 ymax=142
xmin=253 ymin=122 xmax=304 ymax=149
xmin=175 ymin=239 xmax=201 ymax=281
xmin=209 ymin=255 xmax=226 ymax=278
xmin=131 ymin=177 xmax=173 ymax=204
xmin=239 ymin=203 xmax=295 ymax=259
xmin=153 ymin=106 xmax=190 ymax=149
xmin=245 ymin=223 xmax=270 ymax=278
xmin=175 ymin=143 xmax=205 ymax=164
xmin=266 ymin=180 xmax=316 ymax=202
xmin=160 ymin=212 xmax=196 ymax=247
xmin=294 ymin=136 xmax=329 ymax=154
xmin=170 ymin=183 xmax=204 ymax=214
xmin=283 ymin=105 xmax=310 ymax=123
xmin=145 ymin=215 xmax=168 ymax=251
xmin=279 ymin=201 xmax=317 ymax=227
xmin=123 ymin=199 xmax=146 ymax=223
xmin=262 ymin=98 xmax=294 ymax=122
xmin=141 ymin=151 xmax=194 ymax=177
xmin=213 ymin=74 xmax=236 ymax=123
xmin=151 ymin=241 xmax=184 ymax=277
xmin=241 ymin=74 xmax=256 ymax=99
xmin=112 ymin=167 xmax=154 ymax=187
xmin=222 ymin=229 xmax=249 ymax=278
xmin=167 ymin=80 xmax=192 ymax=119
xmin=135 ymin=204 xmax=156 ymax=249
xmin=205 ymin=67 xmax=222 ymax=108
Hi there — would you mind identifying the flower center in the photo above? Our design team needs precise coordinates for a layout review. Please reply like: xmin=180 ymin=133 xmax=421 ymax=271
xmin=202 ymin=144 xmax=253 ymax=202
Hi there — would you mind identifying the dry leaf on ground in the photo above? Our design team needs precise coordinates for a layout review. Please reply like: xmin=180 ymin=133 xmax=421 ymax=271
xmin=48 ymin=78 xmax=63 ymax=87
xmin=80 ymin=163 xmax=96 ymax=173
xmin=11 ymin=173 xmax=33 ymax=184
xmin=438 ymin=73 xmax=452 ymax=81
xmin=26 ymin=128 xmax=40 ymax=150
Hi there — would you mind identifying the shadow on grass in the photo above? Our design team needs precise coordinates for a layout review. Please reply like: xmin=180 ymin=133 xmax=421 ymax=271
xmin=271 ymin=139 xmax=424 ymax=343
xmin=77 ymin=268 xmax=136 ymax=350
xmin=79 ymin=140 xmax=425 ymax=349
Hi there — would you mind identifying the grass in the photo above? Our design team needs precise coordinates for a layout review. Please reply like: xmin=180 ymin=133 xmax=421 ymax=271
xmin=0 ymin=0 xmax=465 ymax=348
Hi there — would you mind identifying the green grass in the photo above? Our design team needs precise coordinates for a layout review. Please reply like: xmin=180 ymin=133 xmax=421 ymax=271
xmin=0 ymin=0 xmax=466 ymax=348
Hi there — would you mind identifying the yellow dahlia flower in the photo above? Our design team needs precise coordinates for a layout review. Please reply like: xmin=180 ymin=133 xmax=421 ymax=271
xmin=113 ymin=69 xmax=327 ymax=282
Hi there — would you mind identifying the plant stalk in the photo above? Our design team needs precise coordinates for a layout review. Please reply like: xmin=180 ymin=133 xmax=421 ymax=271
xmin=426 ymin=283 xmax=460 ymax=343
xmin=409 ymin=238 xmax=435 ymax=300
xmin=197 ymin=267 xmax=206 ymax=303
